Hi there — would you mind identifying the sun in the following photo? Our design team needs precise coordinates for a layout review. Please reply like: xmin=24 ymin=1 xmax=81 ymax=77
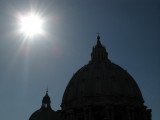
xmin=18 ymin=12 xmax=44 ymax=38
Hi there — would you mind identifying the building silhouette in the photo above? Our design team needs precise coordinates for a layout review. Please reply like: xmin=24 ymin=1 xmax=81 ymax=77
xmin=29 ymin=35 xmax=152 ymax=120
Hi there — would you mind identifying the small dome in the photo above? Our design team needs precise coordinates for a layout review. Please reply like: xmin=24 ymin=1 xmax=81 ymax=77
xmin=29 ymin=91 xmax=61 ymax=120
xmin=29 ymin=109 xmax=57 ymax=120
xmin=61 ymin=36 xmax=144 ymax=109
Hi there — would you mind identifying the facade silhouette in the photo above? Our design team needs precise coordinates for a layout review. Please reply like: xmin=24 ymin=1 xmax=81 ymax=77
xmin=29 ymin=35 xmax=152 ymax=120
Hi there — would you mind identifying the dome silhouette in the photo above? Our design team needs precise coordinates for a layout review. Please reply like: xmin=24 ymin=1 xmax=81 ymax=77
xmin=61 ymin=35 xmax=144 ymax=109
xmin=29 ymin=91 xmax=61 ymax=120
xmin=29 ymin=35 xmax=152 ymax=120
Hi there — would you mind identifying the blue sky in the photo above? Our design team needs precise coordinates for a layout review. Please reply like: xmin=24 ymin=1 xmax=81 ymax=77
xmin=0 ymin=0 xmax=159 ymax=120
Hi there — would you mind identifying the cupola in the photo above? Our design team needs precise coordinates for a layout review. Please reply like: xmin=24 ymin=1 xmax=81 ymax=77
xmin=91 ymin=35 xmax=108 ymax=62
xmin=41 ymin=90 xmax=51 ymax=109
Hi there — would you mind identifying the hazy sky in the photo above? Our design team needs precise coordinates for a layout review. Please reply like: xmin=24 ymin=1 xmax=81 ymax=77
xmin=0 ymin=0 xmax=159 ymax=120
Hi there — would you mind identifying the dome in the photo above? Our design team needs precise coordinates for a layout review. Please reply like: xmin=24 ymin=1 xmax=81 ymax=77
xmin=29 ymin=109 xmax=58 ymax=120
xmin=29 ymin=91 xmax=61 ymax=120
xmin=61 ymin=35 xmax=144 ymax=109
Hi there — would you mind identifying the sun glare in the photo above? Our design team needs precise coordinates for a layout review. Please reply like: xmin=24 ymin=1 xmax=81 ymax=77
xmin=19 ymin=13 xmax=44 ymax=38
